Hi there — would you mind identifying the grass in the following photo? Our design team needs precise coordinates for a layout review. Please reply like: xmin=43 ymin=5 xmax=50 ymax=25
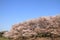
xmin=0 ymin=37 xmax=9 ymax=40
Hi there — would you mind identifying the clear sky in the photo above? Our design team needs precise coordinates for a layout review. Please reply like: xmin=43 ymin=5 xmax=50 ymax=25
xmin=0 ymin=0 xmax=60 ymax=31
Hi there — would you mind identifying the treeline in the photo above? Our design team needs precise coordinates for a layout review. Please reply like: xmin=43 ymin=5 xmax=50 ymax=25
xmin=0 ymin=31 xmax=7 ymax=37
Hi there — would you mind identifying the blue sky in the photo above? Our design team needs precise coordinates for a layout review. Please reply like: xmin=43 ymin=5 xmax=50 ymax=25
xmin=0 ymin=0 xmax=60 ymax=31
